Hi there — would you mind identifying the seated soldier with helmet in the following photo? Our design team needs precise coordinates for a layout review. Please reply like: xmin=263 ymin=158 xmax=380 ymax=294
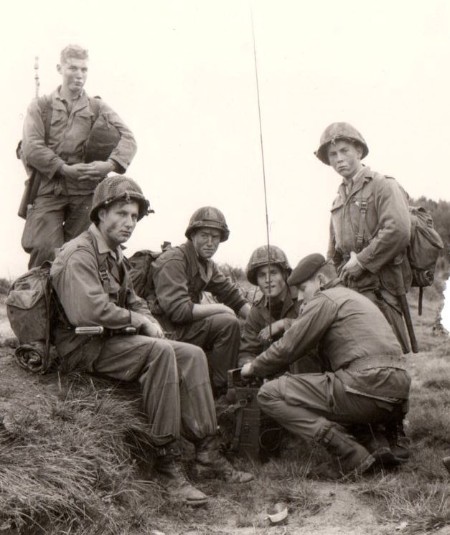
xmin=239 ymin=245 xmax=320 ymax=374
xmin=241 ymin=253 xmax=411 ymax=478
xmin=51 ymin=177 xmax=253 ymax=506
xmin=150 ymin=207 xmax=251 ymax=396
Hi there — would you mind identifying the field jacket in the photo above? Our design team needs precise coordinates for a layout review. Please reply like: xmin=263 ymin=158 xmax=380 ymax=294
xmin=239 ymin=287 xmax=301 ymax=361
xmin=51 ymin=224 xmax=154 ymax=369
xmin=251 ymin=286 xmax=410 ymax=400
xmin=151 ymin=240 xmax=248 ymax=325
xmin=22 ymin=88 xmax=137 ymax=197
xmin=328 ymin=167 xmax=411 ymax=296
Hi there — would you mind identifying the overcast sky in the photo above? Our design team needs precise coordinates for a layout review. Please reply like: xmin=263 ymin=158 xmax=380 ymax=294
xmin=1 ymin=0 xmax=449 ymax=327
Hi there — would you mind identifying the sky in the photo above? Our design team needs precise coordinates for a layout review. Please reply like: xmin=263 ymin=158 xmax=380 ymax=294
xmin=1 ymin=0 xmax=449 ymax=328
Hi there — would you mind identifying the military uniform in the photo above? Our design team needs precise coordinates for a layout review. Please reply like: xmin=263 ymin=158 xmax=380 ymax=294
xmin=151 ymin=239 xmax=248 ymax=391
xmin=51 ymin=224 xmax=217 ymax=447
xmin=22 ymin=88 xmax=137 ymax=268
xmin=253 ymin=285 xmax=410 ymax=444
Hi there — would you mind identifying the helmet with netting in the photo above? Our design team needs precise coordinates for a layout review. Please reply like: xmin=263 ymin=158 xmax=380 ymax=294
xmin=315 ymin=122 xmax=369 ymax=165
xmin=246 ymin=245 xmax=291 ymax=285
xmin=185 ymin=206 xmax=230 ymax=242
xmin=90 ymin=175 xmax=152 ymax=223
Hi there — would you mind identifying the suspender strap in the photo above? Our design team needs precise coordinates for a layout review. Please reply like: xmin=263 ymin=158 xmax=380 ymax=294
xmin=355 ymin=200 xmax=368 ymax=253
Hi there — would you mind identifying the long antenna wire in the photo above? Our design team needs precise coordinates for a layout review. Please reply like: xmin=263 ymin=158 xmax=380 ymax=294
xmin=250 ymin=7 xmax=273 ymax=341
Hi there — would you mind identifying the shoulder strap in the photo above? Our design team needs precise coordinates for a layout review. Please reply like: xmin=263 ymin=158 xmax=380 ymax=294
xmin=37 ymin=95 xmax=53 ymax=145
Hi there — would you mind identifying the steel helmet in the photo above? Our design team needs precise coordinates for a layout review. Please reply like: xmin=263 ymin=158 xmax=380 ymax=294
xmin=315 ymin=122 xmax=369 ymax=165
xmin=246 ymin=245 xmax=291 ymax=285
xmin=185 ymin=206 xmax=230 ymax=242
xmin=90 ymin=175 xmax=153 ymax=223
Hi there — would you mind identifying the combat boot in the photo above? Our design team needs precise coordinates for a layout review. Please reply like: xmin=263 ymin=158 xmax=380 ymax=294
xmin=384 ymin=420 xmax=410 ymax=462
xmin=317 ymin=424 xmax=375 ymax=477
xmin=194 ymin=435 xmax=254 ymax=483
xmin=349 ymin=424 xmax=401 ymax=467
xmin=154 ymin=444 xmax=208 ymax=506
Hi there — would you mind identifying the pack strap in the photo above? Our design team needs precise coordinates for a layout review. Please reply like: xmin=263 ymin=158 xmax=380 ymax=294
xmin=355 ymin=200 xmax=368 ymax=253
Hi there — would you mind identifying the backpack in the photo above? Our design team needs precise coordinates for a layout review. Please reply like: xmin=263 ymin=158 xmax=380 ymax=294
xmin=127 ymin=250 xmax=163 ymax=308
xmin=5 ymin=263 xmax=58 ymax=373
xmin=357 ymin=175 xmax=445 ymax=315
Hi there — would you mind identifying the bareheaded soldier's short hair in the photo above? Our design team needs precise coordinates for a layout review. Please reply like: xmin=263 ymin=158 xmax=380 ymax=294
xmin=60 ymin=44 xmax=89 ymax=64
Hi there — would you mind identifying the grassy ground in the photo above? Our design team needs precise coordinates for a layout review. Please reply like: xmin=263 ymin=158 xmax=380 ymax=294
xmin=0 ymin=276 xmax=448 ymax=534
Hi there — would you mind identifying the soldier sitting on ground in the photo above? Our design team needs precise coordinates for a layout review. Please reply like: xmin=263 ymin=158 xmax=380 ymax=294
xmin=239 ymin=245 xmax=320 ymax=374
xmin=50 ymin=176 xmax=253 ymax=506
xmin=150 ymin=207 xmax=251 ymax=397
xmin=241 ymin=253 xmax=411 ymax=478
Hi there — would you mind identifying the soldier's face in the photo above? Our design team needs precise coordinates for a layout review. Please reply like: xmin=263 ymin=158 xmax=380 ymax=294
xmin=98 ymin=201 xmax=139 ymax=249
xmin=297 ymin=276 xmax=320 ymax=305
xmin=57 ymin=57 xmax=88 ymax=96
xmin=191 ymin=228 xmax=221 ymax=259
xmin=327 ymin=140 xmax=363 ymax=179
xmin=256 ymin=265 xmax=286 ymax=300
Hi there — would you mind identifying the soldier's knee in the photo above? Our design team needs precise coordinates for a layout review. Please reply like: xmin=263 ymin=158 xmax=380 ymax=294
xmin=258 ymin=379 xmax=281 ymax=407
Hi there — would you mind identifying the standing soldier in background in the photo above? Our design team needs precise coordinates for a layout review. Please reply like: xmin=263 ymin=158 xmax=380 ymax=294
xmin=150 ymin=207 xmax=251 ymax=397
xmin=315 ymin=122 xmax=412 ymax=459
xmin=239 ymin=245 xmax=320 ymax=374
xmin=21 ymin=44 xmax=137 ymax=268
xmin=315 ymin=122 xmax=412 ymax=354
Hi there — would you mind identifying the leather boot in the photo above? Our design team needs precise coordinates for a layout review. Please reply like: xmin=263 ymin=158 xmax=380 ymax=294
xmin=194 ymin=435 xmax=254 ymax=483
xmin=317 ymin=424 xmax=375 ymax=477
xmin=349 ymin=424 xmax=401 ymax=467
xmin=154 ymin=444 xmax=208 ymax=506
xmin=384 ymin=420 xmax=410 ymax=462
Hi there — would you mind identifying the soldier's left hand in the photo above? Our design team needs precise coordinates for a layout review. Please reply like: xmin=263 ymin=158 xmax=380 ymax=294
xmin=241 ymin=362 xmax=254 ymax=378
xmin=80 ymin=160 xmax=115 ymax=178
xmin=341 ymin=252 xmax=364 ymax=283
xmin=259 ymin=320 xmax=284 ymax=343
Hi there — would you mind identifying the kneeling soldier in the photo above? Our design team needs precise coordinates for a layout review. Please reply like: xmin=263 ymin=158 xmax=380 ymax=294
xmin=51 ymin=176 xmax=252 ymax=505
xmin=241 ymin=253 xmax=411 ymax=477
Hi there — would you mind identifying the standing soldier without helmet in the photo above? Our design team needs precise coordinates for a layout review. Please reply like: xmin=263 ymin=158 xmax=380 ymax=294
xmin=151 ymin=207 xmax=251 ymax=396
xmin=316 ymin=122 xmax=413 ymax=459
xmin=21 ymin=44 xmax=137 ymax=268
xmin=51 ymin=176 xmax=253 ymax=506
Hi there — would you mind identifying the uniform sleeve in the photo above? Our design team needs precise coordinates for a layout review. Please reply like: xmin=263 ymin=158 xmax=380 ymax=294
xmin=51 ymin=248 xmax=148 ymax=331
xmin=356 ymin=179 xmax=411 ymax=273
xmin=327 ymin=216 xmax=343 ymax=270
xmin=21 ymin=98 xmax=66 ymax=178
xmin=207 ymin=264 xmax=248 ymax=313
xmin=98 ymin=100 xmax=137 ymax=172
xmin=239 ymin=307 xmax=265 ymax=362
xmin=152 ymin=256 xmax=195 ymax=324
xmin=252 ymin=294 xmax=338 ymax=377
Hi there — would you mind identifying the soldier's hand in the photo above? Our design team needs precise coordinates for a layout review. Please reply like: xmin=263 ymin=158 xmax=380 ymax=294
xmin=241 ymin=362 xmax=254 ymax=378
xmin=61 ymin=163 xmax=93 ymax=180
xmin=79 ymin=161 xmax=115 ymax=178
xmin=140 ymin=318 xmax=165 ymax=339
xmin=340 ymin=252 xmax=364 ymax=283
xmin=258 ymin=320 xmax=285 ymax=343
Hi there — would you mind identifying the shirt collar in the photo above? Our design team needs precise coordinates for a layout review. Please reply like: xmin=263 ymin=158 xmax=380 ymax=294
xmin=89 ymin=224 xmax=123 ymax=261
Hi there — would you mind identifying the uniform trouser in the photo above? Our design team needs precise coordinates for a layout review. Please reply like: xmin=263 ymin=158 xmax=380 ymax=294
xmin=22 ymin=194 xmax=92 ymax=268
xmin=86 ymin=335 xmax=217 ymax=447
xmin=171 ymin=313 xmax=241 ymax=392
xmin=258 ymin=373 xmax=400 ymax=442
xmin=361 ymin=289 xmax=410 ymax=354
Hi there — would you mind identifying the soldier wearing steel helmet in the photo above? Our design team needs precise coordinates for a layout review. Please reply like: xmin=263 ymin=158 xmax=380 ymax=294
xmin=50 ymin=180 xmax=253 ymax=506
xmin=151 ymin=206 xmax=251 ymax=395
xmin=316 ymin=122 xmax=412 ymax=354
xmin=239 ymin=245 xmax=320 ymax=374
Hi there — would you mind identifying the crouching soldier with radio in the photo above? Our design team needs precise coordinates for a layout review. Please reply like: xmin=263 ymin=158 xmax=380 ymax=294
xmin=239 ymin=245 xmax=320 ymax=374
xmin=241 ymin=253 xmax=411 ymax=478
xmin=50 ymin=176 xmax=253 ymax=506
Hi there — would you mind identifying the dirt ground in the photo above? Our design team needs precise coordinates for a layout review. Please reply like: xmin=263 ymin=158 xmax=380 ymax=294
xmin=0 ymin=296 xmax=448 ymax=535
